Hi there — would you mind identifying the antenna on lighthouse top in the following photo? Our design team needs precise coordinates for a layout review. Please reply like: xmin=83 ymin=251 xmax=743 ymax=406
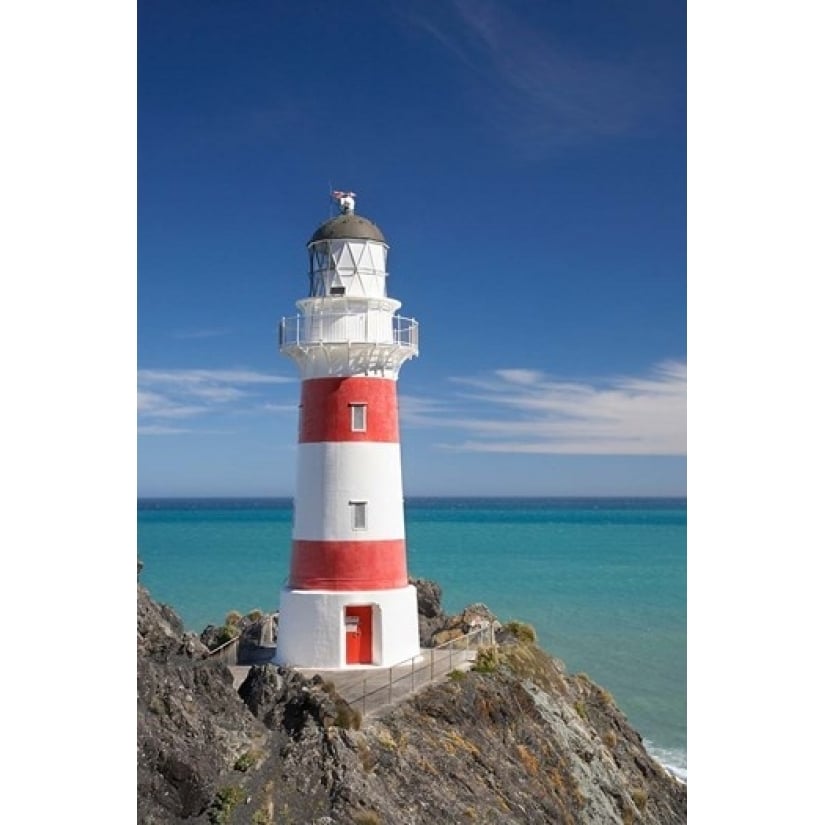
xmin=331 ymin=190 xmax=357 ymax=214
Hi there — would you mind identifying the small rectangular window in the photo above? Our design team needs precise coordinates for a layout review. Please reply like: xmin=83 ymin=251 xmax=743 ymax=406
xmin=330 ymin=286 xmax=346 ymax=296
xmin=350 ymin=501 xmax=367 ymax=530
xmin=350 ymin=403 xmax=367 ymax=432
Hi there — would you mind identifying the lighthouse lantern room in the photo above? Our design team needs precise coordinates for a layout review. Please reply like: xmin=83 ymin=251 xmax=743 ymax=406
xmin=275 ymin=192 xmax=421 ymax=669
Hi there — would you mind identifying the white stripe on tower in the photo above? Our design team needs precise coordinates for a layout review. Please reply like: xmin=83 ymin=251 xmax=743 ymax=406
xmin=294 ymin=444 xmax=404 ymax=541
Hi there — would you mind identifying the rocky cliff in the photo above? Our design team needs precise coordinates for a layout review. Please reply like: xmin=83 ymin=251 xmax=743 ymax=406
xmin=138 ymin=573 xmax=686 ymax=824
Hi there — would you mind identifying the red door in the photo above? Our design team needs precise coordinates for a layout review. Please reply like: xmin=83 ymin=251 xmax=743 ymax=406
xmin=345 ymin=605 xmax=373 ymax=664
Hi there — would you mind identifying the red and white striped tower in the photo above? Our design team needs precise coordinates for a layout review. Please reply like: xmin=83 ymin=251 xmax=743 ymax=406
xmin=275 ymin=192 xmax=420 ymax=668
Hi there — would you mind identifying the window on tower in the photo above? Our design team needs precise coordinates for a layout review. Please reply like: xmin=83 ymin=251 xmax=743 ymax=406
xmin=350 ymin=403 xmax=367 ymax=432
xmin=350 ymin=501 xmax=367 ymax=530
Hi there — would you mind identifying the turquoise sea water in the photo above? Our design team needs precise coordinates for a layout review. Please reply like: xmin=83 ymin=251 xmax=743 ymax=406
xmin=137 ymin=497 xmax=686 ymax=776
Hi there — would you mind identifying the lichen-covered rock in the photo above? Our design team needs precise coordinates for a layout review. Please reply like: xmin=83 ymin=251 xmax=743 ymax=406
xmin=321 ymin=640 xmax=686 ymax=824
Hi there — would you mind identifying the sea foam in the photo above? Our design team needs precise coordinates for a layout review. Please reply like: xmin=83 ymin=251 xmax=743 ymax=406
xmin=645 ymin=740 xmax=687 ymax=783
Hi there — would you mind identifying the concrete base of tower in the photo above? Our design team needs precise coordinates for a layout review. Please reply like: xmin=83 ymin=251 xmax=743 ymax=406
xmin=274 ymin=584 xmax=420 ymax=669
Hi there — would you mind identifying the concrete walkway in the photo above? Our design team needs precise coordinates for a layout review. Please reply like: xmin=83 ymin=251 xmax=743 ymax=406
xmin=228 ymin=645 xmax=477 ymax=717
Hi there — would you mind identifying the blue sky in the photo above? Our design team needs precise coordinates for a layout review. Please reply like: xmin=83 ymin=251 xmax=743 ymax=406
xmin=138 ymin=0 xmax=686 ymax=496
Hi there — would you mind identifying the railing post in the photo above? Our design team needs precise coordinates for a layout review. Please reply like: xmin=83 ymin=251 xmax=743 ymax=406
xmin=388 ymin=666 xmax=392 ymax=703
xmin=363 ymin=677 xmax=367 ymax=717
xmin=411 ymin=656 xmax=415 ymax=690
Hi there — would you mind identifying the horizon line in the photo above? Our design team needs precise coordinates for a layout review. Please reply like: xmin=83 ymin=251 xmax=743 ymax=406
xmin=138 ymin=494 xmax=687 ymax=501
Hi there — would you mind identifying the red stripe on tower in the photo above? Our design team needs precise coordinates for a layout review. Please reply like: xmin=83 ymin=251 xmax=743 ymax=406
xmin=299 ymin=377 xmax=399 ymax=443
xmin=289 ymin=539 xmax=408 ymax=590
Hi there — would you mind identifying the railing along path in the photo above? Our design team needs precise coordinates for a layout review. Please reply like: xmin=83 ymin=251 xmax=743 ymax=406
xmin=206 ymin=619 xmax=495 ymax=718
xmin=346 ymin=623 xmax=494 ymax=717
xmin=204 ymin=613 xmax=277 ymax=665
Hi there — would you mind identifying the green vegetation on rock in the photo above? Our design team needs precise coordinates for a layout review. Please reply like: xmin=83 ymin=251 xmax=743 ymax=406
xmin=233 ymin=749 xmax=262 ymax=773
xmin=504 ymin=620 xmax=537 ymax=644
xmin=214 ymin=625 xmax=240 ymax=647
xmin=208 ymin=786 xmax=245 ymax=825
xmin=225 ymin=610 xmax=243 ymax=627
xmin=334 ymin=700 xmax=362 ymax=730
xmin=473 ymin=645 xmax=500 ymax=673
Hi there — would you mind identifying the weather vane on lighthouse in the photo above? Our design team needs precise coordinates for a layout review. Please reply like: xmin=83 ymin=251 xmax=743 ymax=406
xmin=275 ymin=191 xmax=421 ymax=669
xmin=331 ymin=189 xmax=356 ymax=214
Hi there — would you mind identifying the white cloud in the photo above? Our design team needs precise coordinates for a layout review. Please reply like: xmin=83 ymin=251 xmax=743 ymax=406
xmin=138 ymin=368 xmax=290 ymax=386
xmin=137 ymin=424 xmax=194 ymax=436
xmin=138 ymin=367 xmax=293 ymax=433
xmin=137 ymin=388 xmax=208 ymax=419
xmin=415 ymin=360 xmax=686 ymax=455
xmin=398 ymin=393 xmax=453 ymax=427
xmin=261 ymin=402 xmax=300 ymax=414
xmin=492 ymin=369 xmax=545 ymax=386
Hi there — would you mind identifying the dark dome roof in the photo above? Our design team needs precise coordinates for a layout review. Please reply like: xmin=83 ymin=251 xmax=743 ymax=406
xmin=308 ymin=213 xmax=386 ymax=245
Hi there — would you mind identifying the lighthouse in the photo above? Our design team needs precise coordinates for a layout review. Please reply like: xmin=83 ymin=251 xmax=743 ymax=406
xmin=275 ymin=192 xmax=421 ymax=669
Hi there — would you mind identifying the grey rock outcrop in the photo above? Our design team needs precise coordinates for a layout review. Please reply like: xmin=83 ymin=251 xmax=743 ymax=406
xmin=137 ymin=585 xmax=267 ymax=823
xmin=412 ymin=575 xmax=502 ymax=647
xmin=410 ymin=576 xmax=447 ymax=646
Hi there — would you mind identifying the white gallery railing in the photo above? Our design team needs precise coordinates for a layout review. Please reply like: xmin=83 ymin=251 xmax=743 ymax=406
xmin=279 ymin=312 xmax=418 ymax=351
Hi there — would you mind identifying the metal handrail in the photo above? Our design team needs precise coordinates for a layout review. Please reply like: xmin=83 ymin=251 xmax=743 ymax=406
xmin=204 ymin=613 xmax=277 ymax=664
xmin=355 ymin=623 xmax=496 ymax=717
xmin=205 ymin=619 xmax=495 ymax=714
xmin=204 ymin=633 xmax=240 ymax=665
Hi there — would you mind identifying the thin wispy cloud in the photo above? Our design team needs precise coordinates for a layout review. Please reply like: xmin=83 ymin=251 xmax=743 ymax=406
xmin=172 ymin=327 xmax=232 ymax=340
xmin=398 ymin=394 xmax=453 ymax=427
xmin=137 ymin=424 xmax=193 ymax=436
xmin=139 ymin=369 xmax=290 ymax=386
xmin=399 ymin=0 xmax=660 ymax=154
xmin=405 ymin=360 xmax=685 ymax=455
xmin=262 ymin=402 xmax=300 ymax=414
xmin=138 ymin=368 xmax=293 ymax=435
xmin=138 ymin=389 xmax=209 ymax=420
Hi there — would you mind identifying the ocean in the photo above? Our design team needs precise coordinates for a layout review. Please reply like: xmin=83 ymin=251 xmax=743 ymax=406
xmin=137 ymin=496 xmax=686 ymax=778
